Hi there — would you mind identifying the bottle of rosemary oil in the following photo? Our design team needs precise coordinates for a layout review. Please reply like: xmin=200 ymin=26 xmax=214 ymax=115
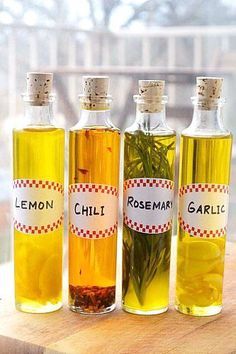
xmin=122 ymin=80 xmax=176 ymax=315
xmin=176 ymin=77 xmax=233 ymax=316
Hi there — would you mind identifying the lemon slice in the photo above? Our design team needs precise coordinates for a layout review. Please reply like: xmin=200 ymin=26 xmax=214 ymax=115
xmin=39 ymin=254 xmax=62 ymax=300
xmin=15 ymin=242 xmax=47 ymax=299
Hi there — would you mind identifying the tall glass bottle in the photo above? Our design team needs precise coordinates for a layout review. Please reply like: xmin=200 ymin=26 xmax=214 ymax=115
xmin=122 ymin=80 xmax=176 ymax=314
xmin=69 ymin=76 xmax=120 ymax=314
xmin=176 ymin=77 xmax=233 ymax=316
xmin=13 ymin=72 xmax=64 ymax=313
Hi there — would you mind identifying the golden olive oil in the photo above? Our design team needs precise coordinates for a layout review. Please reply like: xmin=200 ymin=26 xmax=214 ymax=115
xmin=123 ymin=132 xmax=176 ymax=314
xmin=13 ymin=127 xmax=64 ymax=313
xmin=69 ymin=127 xmax=120 ymax=313
xmin=176 ymin=134 xmax=232 ymax=316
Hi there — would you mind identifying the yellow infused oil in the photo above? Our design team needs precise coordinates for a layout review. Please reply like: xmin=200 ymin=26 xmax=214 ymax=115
xmin=176 ymin=134 xmax=232 ymax=316
xmin=13 ymin=127 xmax=64 ymax=313
xmin=69 ymin=127 xmax=120 ymax=313
xmin=123 ymin=132 xmax=176 ymax=314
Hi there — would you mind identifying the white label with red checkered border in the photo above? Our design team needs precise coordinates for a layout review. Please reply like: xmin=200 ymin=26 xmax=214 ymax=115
xmin=178 ymin=183 xmax=229 ymax=238
xmin=123 ymin=178 xmax=174 ymax=234
xmin=69 ymin=183 xmax=118 ymax=239
xmin=13 ymin=179 xmax=64 ymax=235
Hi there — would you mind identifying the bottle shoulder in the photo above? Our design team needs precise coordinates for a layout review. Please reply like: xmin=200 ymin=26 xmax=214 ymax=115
xmin=71 ymin=109 xmax=119 ymax=132
xmin=182 ymin=106 xmax=231 ymax=137
xmin=181 ymin=126 xmax=231 ymax=138
xmin=180 ymin=132 xmax=233 ymax=143
xmin=13 ymin=125 xmax=65 ymax=134
xmin=69 ymin=127 xmax=121 ymax=139
xmin=124 ymin=126 xmax=175 ymax=137
xmin=70 ymin=123 xmax=120 ymax=133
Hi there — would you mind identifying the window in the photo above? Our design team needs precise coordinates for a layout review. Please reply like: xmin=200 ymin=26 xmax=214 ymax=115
xmin=0 ymin=0 xmax=236 ymax=263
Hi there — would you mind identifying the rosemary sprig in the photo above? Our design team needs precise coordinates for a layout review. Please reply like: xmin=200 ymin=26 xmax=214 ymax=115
xmin=123 ymin=131 xmax=175 ymax=305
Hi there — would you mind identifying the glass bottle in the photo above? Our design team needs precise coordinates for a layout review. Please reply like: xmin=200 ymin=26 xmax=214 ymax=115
xmin=122 ymin=80 xmax=176 ymax=314
xmin=13 ymin=72 xmax=65 ymax=313
xmin=175 ymin=77 xmax=233 ymax=316
xmin=69 ymin=76 xmax=120 ymax=314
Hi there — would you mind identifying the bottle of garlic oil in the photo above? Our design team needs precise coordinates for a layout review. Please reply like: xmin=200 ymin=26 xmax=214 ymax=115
xmin=176 ymin=77 xmax=233 ymax=316
xmin=69 ymin=76 xmax=120 ymax=314
xmin=13 ymin=72 xmax=64 ymax=313
xmin=122 ymin=80 xmax=176 ymax=314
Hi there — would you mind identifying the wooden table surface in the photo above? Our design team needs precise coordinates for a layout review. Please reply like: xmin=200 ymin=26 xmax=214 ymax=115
xmin=1 ymin=239 xmax=236 ymax=354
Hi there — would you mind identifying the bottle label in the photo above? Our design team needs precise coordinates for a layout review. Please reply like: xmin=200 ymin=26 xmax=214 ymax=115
xmin=123 ymin=178 xmax=174 ymax=234
xmin=178 ymin=183 xmax=229 ymax=238
xmin=69 ymin=183 xmax=118 ymax=239
xmin=13 ymin=179 xmax=64 ymax=235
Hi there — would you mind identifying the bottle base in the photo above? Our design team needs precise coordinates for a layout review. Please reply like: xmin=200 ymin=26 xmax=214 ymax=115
xmin=175 ymin=303 xmax=222 ymax=317
xmin=69 ymin=303 xmax=116 ymax=315
xmin=122 ymin=304 xmax=168 ymax=315
xmin=15 ymin=301 xmax=62 ymax=314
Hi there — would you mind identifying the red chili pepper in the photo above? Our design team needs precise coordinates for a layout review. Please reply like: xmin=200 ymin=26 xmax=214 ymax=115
xmin=69 ymin=284 xmax=115 ymax=313
xmin=78 ymin=168 xmax=88 ymax=175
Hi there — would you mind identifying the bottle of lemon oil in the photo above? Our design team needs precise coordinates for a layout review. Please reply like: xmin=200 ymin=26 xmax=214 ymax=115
xmin=122 ymin=80 xmax=176 ymax=314
xmin=69 ymin=76 xmax=120 ymax=314
xmin=13 ymin=72 xmax=65 ymax=313
xmin=176 ymin=77 xmax=233 ymax=316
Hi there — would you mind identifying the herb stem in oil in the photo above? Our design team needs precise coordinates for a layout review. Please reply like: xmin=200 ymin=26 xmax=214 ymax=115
xmin=123 ymin=131 xmax=175 ymax=305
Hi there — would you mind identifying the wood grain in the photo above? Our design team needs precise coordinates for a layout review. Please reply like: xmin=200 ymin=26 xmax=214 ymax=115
xmin=0 ymin=240 xmax=236 ymax=354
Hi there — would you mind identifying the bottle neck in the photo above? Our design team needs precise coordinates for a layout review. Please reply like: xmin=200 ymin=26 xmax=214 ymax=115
xmin=76 ymin=108 xmax=113 ymax=129
xmin=75 ymin=96 xmax=115 ymax=129
xmin=131 ymin=105 xmax=172 ymax=133
xmin=24 ymin=103 xmax=54 ymax=126
xmin=184 ymin=101 xmax=228 ymax=136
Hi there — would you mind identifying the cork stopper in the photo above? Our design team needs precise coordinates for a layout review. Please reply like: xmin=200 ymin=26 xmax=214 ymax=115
xmin=139 ymin=80 xmax=165 ymax=99
xmin=136 ymin=80 xmax=165 ymax=113
xmin=82 ymin=76 xmax=109 ymax=97
xmin=196 ymin=77 xmax=223 ymax=110
xmin=26 ymin=72 xmax=53 ymax=105
xmin=80 ymin=76 xmax=111 ymax=110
